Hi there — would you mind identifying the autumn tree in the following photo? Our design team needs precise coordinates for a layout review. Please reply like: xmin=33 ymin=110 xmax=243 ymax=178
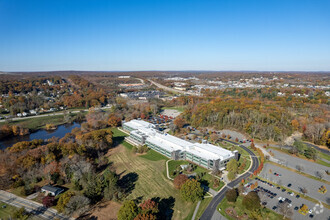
xmin=140 ymin=199 xmax=159 ymax=215
xmin=173 ymin=174 xmax=188 ymax=189
xmin=242 ymin=191 xmax=260 ymax=211
xmin=56 ymin=191 xmax=75 ymax=213
xmin=227 ymin=159 xmax=238 ymax=174
xmin=173 ymin=117 xmax=186 ymax=129
xmin=42 ymin=196 xmax=55 ymax=208
xmin=180 ymin=179 xmax=204 ymax=202
xmin=118 ymin=200 xmax=139 ymax=220
xmin=226 ymin=188 xmax=238 ymax=203
xmin=108 ymin=113 xmax=122 ymax=127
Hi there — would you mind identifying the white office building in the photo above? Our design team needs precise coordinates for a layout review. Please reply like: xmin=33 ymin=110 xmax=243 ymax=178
xmin=123 ymin=119 xmax=237 ymax=170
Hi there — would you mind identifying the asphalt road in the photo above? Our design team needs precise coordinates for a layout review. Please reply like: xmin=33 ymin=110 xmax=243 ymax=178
xmin=0 ymin=106 xmax=112 ymax=123
xmin=200 ymin=138 xmax=259 ymax=220
xmin=0 ymin=190 xmax=70 ymax=220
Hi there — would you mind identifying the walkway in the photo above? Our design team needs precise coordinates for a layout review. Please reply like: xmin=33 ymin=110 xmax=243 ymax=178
xmin=0 ymin=190 xmax=71 ymax=220
xmin=191 ymin=200 xmax=201 ymax=220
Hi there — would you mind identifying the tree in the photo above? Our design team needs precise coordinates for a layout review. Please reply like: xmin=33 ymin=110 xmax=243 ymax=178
xmin=316 ymin=171 xmax=324 ymax=180
xmin=42 ymin=195 xmax=55 ymax=208
xmin=108 ymin=113 xmax=122 ymax=127
xmin=227 ymin=171 xmax=236 ymax=181
xmin=279 ymin=202 xmax=294 ymax=219
xmin=56 ymin=191 xmax=75 ymax=213
xmin=140 ymin=199 xmax=159 ymax=215
xmin=242 ymin=191 xmax=260 ymax=211
xmin=301 ymin=187 xmax=308 ymax=195
xmin=180 ymin=179 xmax=204 ymax=202
xmin=226 ymin=188 xmax=238 ymax=203
xmin=65 ymin=195 xmax=90 ymax=215
xmin=118 ymin=200 xmax=139 ymax=220
xmin=296 ymin=165 xmax=304 ymax=172
xmin=173 ymin=117 xmax=185 ymax=129
xmin=13 ymin=207 xmax=29 ymax=220
xmin=226 ymin=159 xmax=238 ymax=174
xmin=173 ymin=174 xmax=188 ymax=189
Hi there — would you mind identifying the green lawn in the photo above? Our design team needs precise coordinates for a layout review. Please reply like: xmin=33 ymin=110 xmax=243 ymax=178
xmin=139 ymin=149 xmax=169 ymax=161
xmin=162 ymin=106 xmax=185 ymax=112
xmin=217 ymin=196 xmax=284 ymax=220
xmin=0 ymin=202 xmax=19 ymax=219
xmin=110 ymin=144 xmax=194 ymax=220
xmin=195 ymin=197 xmax=213 ymax=219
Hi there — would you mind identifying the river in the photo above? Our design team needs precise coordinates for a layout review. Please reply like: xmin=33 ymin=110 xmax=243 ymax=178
xmin=0 ymin=122 xmax=81 ymax=150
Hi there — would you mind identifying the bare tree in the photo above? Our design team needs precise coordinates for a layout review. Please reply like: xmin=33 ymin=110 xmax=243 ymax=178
xmin=301 ymin=187 xmax=308 ymax=195
xmin=65 ymin=195 xmax=90 ymax=215
xmin=278 ymin=202 xmax=294 ymax=219
xmin=296 ymin=165 xmax=304 ymax=172
xmin=316 ymin=171 xmax=324 ymax=180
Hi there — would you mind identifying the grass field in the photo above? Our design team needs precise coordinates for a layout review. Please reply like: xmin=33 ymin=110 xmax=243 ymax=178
xmin=109 ymin=145 xmax=194 ymax=220
xmin=0 ymin=202 xmax=19 ymax=219
xmin=162 ymin=106 xmax=185 ymax=112
xmin=217 ymin=196 xmax=284 ymax=220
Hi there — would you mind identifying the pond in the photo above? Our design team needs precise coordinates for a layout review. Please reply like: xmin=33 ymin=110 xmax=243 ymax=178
xmin=0 ymin=122 xmax=81 ymax=150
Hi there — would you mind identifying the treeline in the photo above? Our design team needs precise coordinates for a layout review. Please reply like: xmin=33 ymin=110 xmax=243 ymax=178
xmin=182 ymin=97 xmax=329 ymax=145
xmin=0 ymin=76 xmax=63 ymax=94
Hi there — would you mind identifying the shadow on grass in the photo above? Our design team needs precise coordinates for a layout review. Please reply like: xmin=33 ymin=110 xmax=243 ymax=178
xmin=112 ymin=135 xmax=125 ymax=147
xmin=118 ymin=172 xmax=139 ymax=195
xmin=151 ymin=196 xmax=175 ymax=220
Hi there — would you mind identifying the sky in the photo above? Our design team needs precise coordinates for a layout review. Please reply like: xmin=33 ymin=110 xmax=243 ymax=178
xmin=0 ymin=0 xmax=329 ymax=72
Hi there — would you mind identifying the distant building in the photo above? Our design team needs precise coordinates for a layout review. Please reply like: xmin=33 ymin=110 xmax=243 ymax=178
xmin=41 ymin=185 xmax=64 ymax=196
xmin=123 ymin=119 xmax=237 ymax=170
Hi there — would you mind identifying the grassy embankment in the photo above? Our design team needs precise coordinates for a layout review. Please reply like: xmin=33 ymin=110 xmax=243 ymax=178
xmin=110 ymin=128 xmax=211 ymax=219
xmin=217 ymin=196 xmax=285 ymax=220
xmin=0 ymin=202 xmax=19 ymax=219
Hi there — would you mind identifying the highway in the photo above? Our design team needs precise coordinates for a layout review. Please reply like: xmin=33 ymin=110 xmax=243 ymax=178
xmin=0 ymin=190 xmax=71 ymax=220
xmin=200 ymin=138 xmax=260 ymax=220
xmin=0 ymin=106 xmax=112 ymax=123
xmin=148 ymin=79 xmax=198 ymax=96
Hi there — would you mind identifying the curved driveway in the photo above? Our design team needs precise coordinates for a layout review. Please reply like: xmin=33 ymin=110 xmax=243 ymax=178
xmin=200 ymin=139 xmax=259 ymax=220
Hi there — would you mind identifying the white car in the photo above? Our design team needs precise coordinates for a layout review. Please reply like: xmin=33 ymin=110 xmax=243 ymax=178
xmin=287 ymin=204 xmax=292 ymax=207
xmin=290 ymin=192 xmax=295 ymax=196
xmin=278 ymin=197 xmax=283 ymax=201
xmin=309 ymin=209 xmax=313 ymax=214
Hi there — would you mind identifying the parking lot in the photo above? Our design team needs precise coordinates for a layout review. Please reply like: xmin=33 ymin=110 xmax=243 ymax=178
xmin=245 ymin=178 xmax=330 ymax=219
xmin=260 ymin=163 xmax=330 ymax=205
xmin=270 ymin=149 xmax=330 ymax=182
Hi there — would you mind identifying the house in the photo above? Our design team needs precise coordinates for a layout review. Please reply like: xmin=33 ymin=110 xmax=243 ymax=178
xmin=41 ymin=185 xmax=64 ymax=196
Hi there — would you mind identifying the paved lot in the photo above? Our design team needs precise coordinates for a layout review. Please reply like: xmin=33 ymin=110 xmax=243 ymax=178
xmin=246 ymin=179 xmax=330 ymax=220
xmin=260 ymin=163 xmax=330 ymax=205
xmin=270 ymin=149 xmax=330 ymax=182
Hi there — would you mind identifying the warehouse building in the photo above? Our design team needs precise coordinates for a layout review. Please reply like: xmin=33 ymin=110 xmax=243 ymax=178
xmin=123 ymin=119 xmax=237 ymax=170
